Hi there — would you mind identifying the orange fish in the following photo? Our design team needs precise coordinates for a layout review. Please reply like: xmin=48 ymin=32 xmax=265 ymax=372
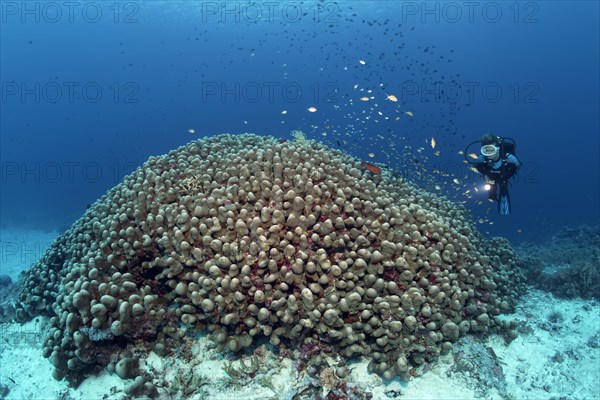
xmin=361 ymin=162 xmax=381 ymax=174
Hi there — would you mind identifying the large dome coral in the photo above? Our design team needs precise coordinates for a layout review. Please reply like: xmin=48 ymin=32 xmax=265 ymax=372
xmin=16 ymin=133 xmax=525 ymax=382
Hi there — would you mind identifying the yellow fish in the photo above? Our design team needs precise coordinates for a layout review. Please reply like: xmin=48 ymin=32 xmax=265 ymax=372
xmin=307 ymin=106 xmax=317 ymax=112
xmin=468 ymin=153 xmax=478 ymax=159
xmin=431 ymin=137 xmax=436 ymax=149
xmin=386 ymin=94 xmax=398 ymax=102
xmin=368 ymin=152 xmax=375 ymax=158
xmin=405 ymin=111 xmax=413 ymax=117
xmin=453 ymin=178 xmax=461 ymax=184
xmin=360 ymin=97 xmax=370 ymax=101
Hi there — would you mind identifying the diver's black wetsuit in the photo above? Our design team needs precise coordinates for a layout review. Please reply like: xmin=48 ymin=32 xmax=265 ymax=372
xmin=475 ymin=153 xmax=521 ymax=215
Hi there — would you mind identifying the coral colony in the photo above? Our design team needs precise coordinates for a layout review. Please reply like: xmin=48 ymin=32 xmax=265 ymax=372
xmin=16 ymin=133 xmax=525 ymax=389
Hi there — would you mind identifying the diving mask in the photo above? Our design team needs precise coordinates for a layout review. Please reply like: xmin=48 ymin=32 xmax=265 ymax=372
xmin=480 ymin=144 xmax=499 ymax=157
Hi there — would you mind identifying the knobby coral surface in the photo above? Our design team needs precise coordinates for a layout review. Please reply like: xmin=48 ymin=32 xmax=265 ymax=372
xmin=16 ymin=134 xmax=525 ymax=382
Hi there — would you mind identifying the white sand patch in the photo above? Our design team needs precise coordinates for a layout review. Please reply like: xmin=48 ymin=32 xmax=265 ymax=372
xmin=76 ymin=371 xmax=124 ymax=399
xmin=486 ymin=289 xmax=600 ymax=400
xmin=0 ymin=319 xmax=67 ymax=399
xmin=269 ymin=357 xmax=294 ymax=392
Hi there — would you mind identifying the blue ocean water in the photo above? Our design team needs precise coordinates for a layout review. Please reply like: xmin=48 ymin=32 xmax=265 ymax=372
xmin=1 ymin=0 xmax=599 ymax=244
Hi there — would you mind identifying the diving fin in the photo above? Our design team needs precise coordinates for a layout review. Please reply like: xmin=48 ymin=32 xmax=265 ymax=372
xmin=499 ymin=193 xmax=511 ymax=215
xmin=497 ymin=182 xmax=512 ymax=215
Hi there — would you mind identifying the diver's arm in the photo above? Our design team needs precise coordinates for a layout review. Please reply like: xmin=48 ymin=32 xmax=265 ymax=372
xmin=503 ymin=154 xmax=521 ymax=181
xmin=475 ymin=162 xmax=489 ymax=176
xmin=506 ymin=154 xmax=521 ymax=170
xmin=474 ymin=156 xmax=488 ymax=175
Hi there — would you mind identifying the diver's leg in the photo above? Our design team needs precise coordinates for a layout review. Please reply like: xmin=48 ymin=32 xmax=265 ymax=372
xmin=499 ymin=183 xmax=511 ymax=215
xmin=487 ymin=183 xmax=502 ymax=213
xmin=488 ymin=183 xmax=497 ymax=201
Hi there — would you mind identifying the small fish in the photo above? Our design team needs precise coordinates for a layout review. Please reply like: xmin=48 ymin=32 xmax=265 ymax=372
xmin=361 ymin=162 xmax=381 ymax=174
xmin=359 ymin=59 xmax=366 ymax=65
xmin=431 ymin=137 xmax=436 ymax=149
xmin=405 ymin=111 xmax=413 ymax=117
xmin=434 ymin=185 xmax=441 ymax=190
xmin=360 ymin=96 xmax=370 ymax=101
xmin=281 ymin=110 xmax=288 ymax=115
xmin=187 ymin=129 xmax=195 ymax=134
xmin=307 ymin=106 xmax=317 ymax=112
xmin=458 ymin=150 xmax=464 ymax=155
xmin=368 ymin=152 xmax=375 ymax=158
xmin=386 ymin=94 xmax=398 ymax=102
xmin=336 ymin=140 xmax=341 ymax=147
xmin=353 ymin=84 xmax=359 ymax=89
xmin=453 ymin=178 xmax=461 ymax=184
xmin=468 ymin=153 xmax=478 ymax=159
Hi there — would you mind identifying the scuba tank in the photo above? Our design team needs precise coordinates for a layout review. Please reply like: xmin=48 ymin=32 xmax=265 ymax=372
xmin=497 ymin=136 xmax=517 ymax=160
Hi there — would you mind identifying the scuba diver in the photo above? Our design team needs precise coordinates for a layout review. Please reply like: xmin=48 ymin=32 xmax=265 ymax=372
xmin=464 ymin=134 xmax=521 ymax=215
